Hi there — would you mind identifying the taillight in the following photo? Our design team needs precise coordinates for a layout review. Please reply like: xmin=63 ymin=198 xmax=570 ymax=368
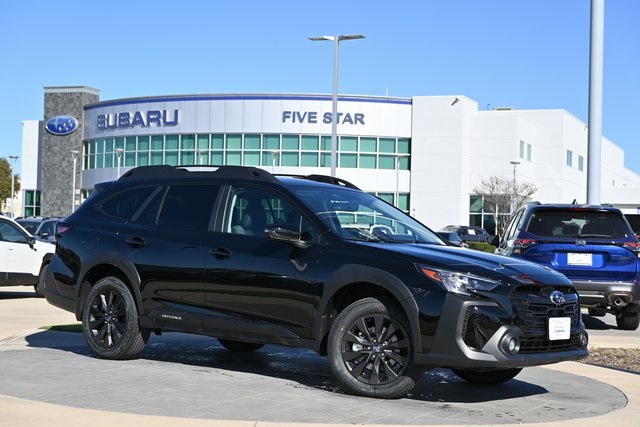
xmin=622 ymin=241 xmax=640 ymax=258
xmin=513 ymin=238 xmax=537 ymax=255
xmin=55 ymin=222 xmax=72 ymax=236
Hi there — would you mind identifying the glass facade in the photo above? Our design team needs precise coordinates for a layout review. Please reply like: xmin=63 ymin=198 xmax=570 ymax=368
xmin=23 ymin=190 xmax=41 ymax=217
xmin=83 ymin=133 xmax=411 ymax=172
xmin=83 ymin=133 xmax=411 ymax=210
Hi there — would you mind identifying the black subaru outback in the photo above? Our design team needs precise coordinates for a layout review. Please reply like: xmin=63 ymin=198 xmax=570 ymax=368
xmin=44 ymin=166 xmax=588 ymax=398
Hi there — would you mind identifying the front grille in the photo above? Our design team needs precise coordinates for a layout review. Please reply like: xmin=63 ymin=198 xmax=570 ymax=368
xmin=514 ymin=285 xmax=575 ymax=295
xmin=519 ymin=335 xmax=582 ymax=353
xmin=510 ymin=286 xmax=581 ymax=354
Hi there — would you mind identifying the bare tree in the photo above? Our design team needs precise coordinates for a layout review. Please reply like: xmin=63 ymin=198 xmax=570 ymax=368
xmin=473 ymin=175 xmax=537 ymax=236
xmin=0 ymin=157 xmax=21 ymax=212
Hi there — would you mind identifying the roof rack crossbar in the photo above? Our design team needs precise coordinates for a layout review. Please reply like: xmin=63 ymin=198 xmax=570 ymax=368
xmin=119 ymin=165 xmax=279 ymax=182
xmin=274 ymin=173 xmax=360 ymax=190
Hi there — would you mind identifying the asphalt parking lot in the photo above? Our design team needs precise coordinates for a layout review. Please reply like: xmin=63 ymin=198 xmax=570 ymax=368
xmin=1 ymin=286 xmax=639 ymax=427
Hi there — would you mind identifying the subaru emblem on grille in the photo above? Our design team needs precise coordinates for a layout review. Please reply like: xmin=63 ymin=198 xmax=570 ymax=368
xmin=550 ymin=290 xmax=566 ymax=305
xmin=575 ymin=240 xmax=586 ymax=246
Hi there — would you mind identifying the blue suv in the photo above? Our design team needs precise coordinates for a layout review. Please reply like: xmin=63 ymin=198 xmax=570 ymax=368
xmin=497 ymin=203 xmax=640 ymax=330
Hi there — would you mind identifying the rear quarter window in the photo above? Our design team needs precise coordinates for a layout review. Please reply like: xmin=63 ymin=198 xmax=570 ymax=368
xmin=100 ymin=187 xmax=157 ymax=220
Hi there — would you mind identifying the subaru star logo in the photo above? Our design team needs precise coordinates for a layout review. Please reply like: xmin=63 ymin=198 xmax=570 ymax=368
xmin=550 ymin=290 xmax=566 ymax=305
xmin=46 ymin=115 xmax=78 ymax=135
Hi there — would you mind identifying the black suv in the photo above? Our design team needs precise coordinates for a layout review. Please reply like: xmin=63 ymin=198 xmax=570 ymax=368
xmin=44 ymin=166 xmax=588 ymax=398
xmin=497 ymin=203 xmax=640 ymax=330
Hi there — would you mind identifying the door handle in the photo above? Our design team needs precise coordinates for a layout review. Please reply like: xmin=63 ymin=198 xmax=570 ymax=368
xmin=125 ymin=236 xmax=146 ymax=248
xmin=209 ymin=247 xmax=231 ymax=259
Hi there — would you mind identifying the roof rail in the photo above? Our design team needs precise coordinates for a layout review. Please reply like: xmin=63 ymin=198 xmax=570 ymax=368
xmin=119 ymin=165 xmax=279 ymax=183
xmin=275 ymin=174 xmax=361 ymax=190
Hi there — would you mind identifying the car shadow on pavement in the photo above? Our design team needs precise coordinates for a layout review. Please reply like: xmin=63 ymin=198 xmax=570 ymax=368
xmin=0 ymin=290 xmax=37 ymax=300
xmin=24 ymin=329 xmax=548 ymax=404
xmin=582 ymin=315 xmax=615 ymax=330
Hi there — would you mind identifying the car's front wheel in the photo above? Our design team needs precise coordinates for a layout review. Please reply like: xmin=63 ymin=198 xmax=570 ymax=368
xmin=328 ymin=297 xmax=421 ymax=398
xmin=82 ymin=276 xmax=149 ymax=359
xmin=452 ymin=367 xmax=522 ymax=384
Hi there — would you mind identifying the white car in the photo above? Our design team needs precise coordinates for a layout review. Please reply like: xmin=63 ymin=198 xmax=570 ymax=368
xmin=0 ymin=215 xmax=55 ymax=297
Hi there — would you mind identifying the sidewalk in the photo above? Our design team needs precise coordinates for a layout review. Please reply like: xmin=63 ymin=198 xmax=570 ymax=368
xmin=1 ymin=286 xmax=639 ymax=427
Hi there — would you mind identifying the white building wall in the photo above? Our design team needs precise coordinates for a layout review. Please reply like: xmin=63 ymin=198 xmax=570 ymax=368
xmin=20 ymin=120 xmax=41 ymax=190
xmin=410 ymin=96 xmax=474 ymax=229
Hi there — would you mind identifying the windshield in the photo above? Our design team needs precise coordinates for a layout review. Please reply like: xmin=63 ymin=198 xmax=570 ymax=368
xmin=293 ymin=186 xmax=443 ymax=244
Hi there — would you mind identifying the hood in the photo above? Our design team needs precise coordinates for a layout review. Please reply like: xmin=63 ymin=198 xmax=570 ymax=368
xmin=356 ymin=242 xmax=571 ymax=285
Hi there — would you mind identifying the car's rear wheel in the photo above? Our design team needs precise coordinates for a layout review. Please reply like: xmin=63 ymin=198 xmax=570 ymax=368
xmin=616 ymin=310 xmax=640 ymax=331
xmin=34 ymin=264 xmax=47 ymax=298
xmin=82 ymin=277 xmax=149 ymax=359
xmin=328 ymin=297 xmax=421 ymax=398
xmin=452 ymin=368 xmax=522 ymax=384
xmin=218 ymin=339 xmax=264 ymax=352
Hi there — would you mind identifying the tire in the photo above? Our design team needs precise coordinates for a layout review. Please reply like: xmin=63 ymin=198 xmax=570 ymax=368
xmin=34 ymin=264 xmax=47 ymax=298
xmin=82 ymin=276 xmax=149 ymax=360
xmin=452 ymin=367 xmax=522 ymax=384
xmin=616 ymin=311 xmax=640 ymax=331
xmin=218 ymin=339 xmax=264 ymax=352
xmin=328 ymin=297 xmax=421 ymax=398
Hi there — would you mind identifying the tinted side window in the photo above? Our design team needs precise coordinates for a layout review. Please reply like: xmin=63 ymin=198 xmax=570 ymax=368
xmin=504 ymin=210 xmax=524 ymax=241
xmin=101 ymin=187 xmax=157 ymax=220
xmin=39 ymin=220 xmax=57 ymax=236
xmin=224 ymin=187 xmax=319 ymax=242
xmin=157 ymin=185 xmax=220 ymax=231
xmin=0 ymin=220 xmax=29 ymax=243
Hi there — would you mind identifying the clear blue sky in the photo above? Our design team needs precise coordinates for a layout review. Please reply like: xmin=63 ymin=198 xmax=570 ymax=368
xmin=1 ymin=0 xmax=638 ymax=174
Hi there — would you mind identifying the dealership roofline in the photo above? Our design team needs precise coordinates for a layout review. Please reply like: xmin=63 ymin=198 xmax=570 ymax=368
xmin=44 ymin=86 xmax=100 ymax=96
xmin=84 ymin=93 xmax=413 ymax=110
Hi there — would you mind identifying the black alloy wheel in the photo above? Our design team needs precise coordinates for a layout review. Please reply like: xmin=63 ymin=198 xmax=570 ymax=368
xmin=82 ymin=277 xmax=148 ymax=360
xmin=328 ymin=297 xmax=420 ymax=398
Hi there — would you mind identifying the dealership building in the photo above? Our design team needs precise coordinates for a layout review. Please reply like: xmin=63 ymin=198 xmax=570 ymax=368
xmin=18 ymin=86 xmax=640 ymax=233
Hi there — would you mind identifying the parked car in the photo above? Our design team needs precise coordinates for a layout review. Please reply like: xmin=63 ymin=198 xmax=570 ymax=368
xmin=439 ymin=225 xmax=493 ymax=244
xmin=496 ymin=203 xmax=640 ymax=330
xmin=16 ymin=217 xmax=64 ymax=243
xmin=44 ymin=166 xmax=588 ymax=398
xmin=436 ymin=230 xmax=468 ymax=247
xmin=15 ymin=217 xmax=43 ymax=234
xmin=0 ymin=215 xmax=55 ymax=297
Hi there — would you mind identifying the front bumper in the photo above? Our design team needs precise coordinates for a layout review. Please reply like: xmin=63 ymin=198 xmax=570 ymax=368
xmin=415 ymin=291 xmax=589 ymax=369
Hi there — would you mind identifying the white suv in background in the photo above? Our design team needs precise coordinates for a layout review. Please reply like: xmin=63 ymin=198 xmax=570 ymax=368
xmin=0 ymin=215 xmax=55 ymax=297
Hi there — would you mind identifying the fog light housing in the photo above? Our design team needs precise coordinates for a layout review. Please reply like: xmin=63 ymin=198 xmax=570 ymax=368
xmin=501 ymin=335 xmax=520 ymax=355
xmin=579 ymin=332 xmax=589 ymax=349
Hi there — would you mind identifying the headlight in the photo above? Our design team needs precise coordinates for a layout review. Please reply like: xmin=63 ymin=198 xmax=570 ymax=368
xmin=416 ymin=265 xmax=500 ymax=295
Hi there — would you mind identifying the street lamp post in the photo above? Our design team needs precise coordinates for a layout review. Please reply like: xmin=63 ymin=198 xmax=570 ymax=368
xmin=115 ymin=148 xmax=124 ymax=178
xmin=8 ymin=155 xmax=18 ymax=218
xmin=309 ymin=34 xmax=365 ymax=177
xmin=510 ymin=161 xmax=520 ymax=212
xmin=269 ymin=150 xmax=279 ymax=174
xmin=197 ymin=149 xmax=208 ymax=166
xmin=71 ymin=150 xmax=80 ymax=213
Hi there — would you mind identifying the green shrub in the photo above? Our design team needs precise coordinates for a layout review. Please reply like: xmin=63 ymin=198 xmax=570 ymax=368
xmin=468 ymin=242 xmax=496 ymax=253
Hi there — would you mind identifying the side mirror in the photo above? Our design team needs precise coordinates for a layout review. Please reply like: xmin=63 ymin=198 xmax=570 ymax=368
xmin=28 ymin=236 xmax=36 ymax=248
xmin=486 ymin=235 xmax=500 ymax=246
xmin=265 ymin=226 xmax=311 ymax=249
